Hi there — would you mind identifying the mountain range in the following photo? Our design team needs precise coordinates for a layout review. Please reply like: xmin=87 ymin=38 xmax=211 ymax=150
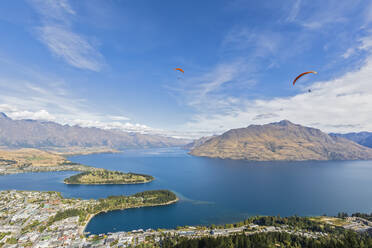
xmin=190 ymin=120 xmax=372 ymax=161
xmin=330 ymin=132 xmax=372 ymax=148
xmin=0 ymin=113 xmax=188 ymax=150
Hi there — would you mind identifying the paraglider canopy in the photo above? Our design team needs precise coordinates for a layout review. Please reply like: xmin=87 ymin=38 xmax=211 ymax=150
xmin=292 ymin=71 xmax=317 ymax=85
xmin=174 ymin=68 xmax=184 ymax=73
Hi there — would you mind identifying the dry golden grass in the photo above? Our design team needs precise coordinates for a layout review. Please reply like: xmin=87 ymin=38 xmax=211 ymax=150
xmin=309 ymin=216 xmax=350 ymax=227
xmin=0 ymin=148 xmax=66 ymax=167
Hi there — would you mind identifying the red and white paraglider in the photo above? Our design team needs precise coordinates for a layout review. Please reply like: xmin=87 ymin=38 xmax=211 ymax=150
xmin=292 ymin=71 xmax=317 ymax=92
xmin=292 ymin=71 xmax=317 ymax=85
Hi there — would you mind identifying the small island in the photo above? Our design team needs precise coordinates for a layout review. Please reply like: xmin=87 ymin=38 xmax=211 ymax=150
xmin=64 ymin=169 xmax=154 ymax=185
xmin=0 ymin=149 xmax=155 ymax=186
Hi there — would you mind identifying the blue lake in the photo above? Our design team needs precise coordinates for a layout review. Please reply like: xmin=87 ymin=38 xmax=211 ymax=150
xmin=1 ymin=148 xmax=372 ymax=234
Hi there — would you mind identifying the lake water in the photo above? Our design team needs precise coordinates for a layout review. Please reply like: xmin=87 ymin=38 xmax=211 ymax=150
xmin=1 ymin=148 xmax=372 ymax=234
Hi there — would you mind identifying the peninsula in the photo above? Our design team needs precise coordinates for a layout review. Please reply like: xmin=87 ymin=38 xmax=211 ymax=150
xmin=64 ymin=169 xmax=154 ymax=184
xmin=0 ymin=190 xmax=178 ymax=247
xmin=0 ymin=148 xmax=94 ymax=175
xmin=0 ymin=148 xmax=154 ymax=185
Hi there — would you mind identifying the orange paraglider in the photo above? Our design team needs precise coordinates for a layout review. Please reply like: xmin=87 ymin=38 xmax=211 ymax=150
xmin=174 ymin=68 xmax=184 ymax=73
xmin=292 ymin=71 xmax=317 ymax=85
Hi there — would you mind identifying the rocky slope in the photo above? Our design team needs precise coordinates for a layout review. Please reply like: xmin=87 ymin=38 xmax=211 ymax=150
xmin=0 ymin=113 xmax=188 ymax=150
xmin=190 ymin=120 xmax=372 ymax=161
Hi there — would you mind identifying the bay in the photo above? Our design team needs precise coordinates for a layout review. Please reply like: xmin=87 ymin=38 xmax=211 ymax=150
xmin=1 ymin=148 xmax=372 ymax=234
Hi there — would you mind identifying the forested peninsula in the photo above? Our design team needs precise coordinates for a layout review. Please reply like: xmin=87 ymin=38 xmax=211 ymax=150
xmin=64 ymin=169 xmax=154 ymax=185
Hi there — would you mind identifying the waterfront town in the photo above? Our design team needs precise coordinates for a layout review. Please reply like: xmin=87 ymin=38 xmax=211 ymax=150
xmin=1 ymin=190 xmax=372 ymax=247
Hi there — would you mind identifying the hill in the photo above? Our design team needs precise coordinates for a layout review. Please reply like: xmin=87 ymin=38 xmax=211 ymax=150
xmin=0 ymin=113 xmax=188 ymax=150
xmin=190 ymin=120 xmax=372 ymax=161
xmin=330 ymin=132 xmax=372 ymax=148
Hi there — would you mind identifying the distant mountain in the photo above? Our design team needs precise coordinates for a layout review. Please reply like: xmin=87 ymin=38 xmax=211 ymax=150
xmin=330 ymin=132 xmax=372 ymax=148
xmin=190 ymin=120 xmax=372 ymax=161
xmin=0 ymin=113 xmax=188 ymax=150
xmin=184 ymin=136 xmax=216 ymax=150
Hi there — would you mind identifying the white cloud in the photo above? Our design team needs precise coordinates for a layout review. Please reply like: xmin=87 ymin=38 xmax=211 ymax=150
xmin=71 ymin=119 xmax=157 ymax=133
xmin=0 ymin=104 xmax=17 ymax=112
xmin=0 ymin=102 xmax=158 ymax=134
xmin=7 ymin=109 xmax=56 ymax=121
xmin=29 ymin=0 xmax=104 ymax=71
xmin=182 ymin=39 xmax=372 ymax=136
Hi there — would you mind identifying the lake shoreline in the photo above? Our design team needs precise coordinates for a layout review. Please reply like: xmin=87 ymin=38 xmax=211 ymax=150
xmin=81 ymin=197 xmax=179 ymax=235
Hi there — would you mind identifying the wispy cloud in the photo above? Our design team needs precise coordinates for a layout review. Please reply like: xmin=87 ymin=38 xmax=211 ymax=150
xmin=286 ymin=1 xmax=359 ymax=30
xmin=364 ymin=1 xmax=372 ymax=25
xmin=169 ymin=60 xmax=255 ymax=116
xmin=30 ymin=0 xmax=75 ymax=23
xmin=222 ymin=28 xmax=282 ymax=57
xmin=181 ymin=34 xmax=372 ymax=136
xmin=108 ymin=115 xmax=130 ymax=121
xmin=342 ymin=47 xmax=356 ymax=59
xmin=29 ymin=0 xmax=104 ymax=71
xmin=38 ymin=26 xmax=103 ymax=71
xmin=286 ymin=0 xmax=301 ymax=22
xmin=342 ymin=35 xmax=372 ymax=58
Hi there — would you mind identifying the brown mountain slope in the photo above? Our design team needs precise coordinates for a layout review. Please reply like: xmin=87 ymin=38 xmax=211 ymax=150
xmin=190 ymin=120 xmax=372 ymax=161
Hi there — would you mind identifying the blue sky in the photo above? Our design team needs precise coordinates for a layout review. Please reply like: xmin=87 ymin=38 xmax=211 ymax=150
xmin=0 ymin=0 xmax=372 ymax=138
